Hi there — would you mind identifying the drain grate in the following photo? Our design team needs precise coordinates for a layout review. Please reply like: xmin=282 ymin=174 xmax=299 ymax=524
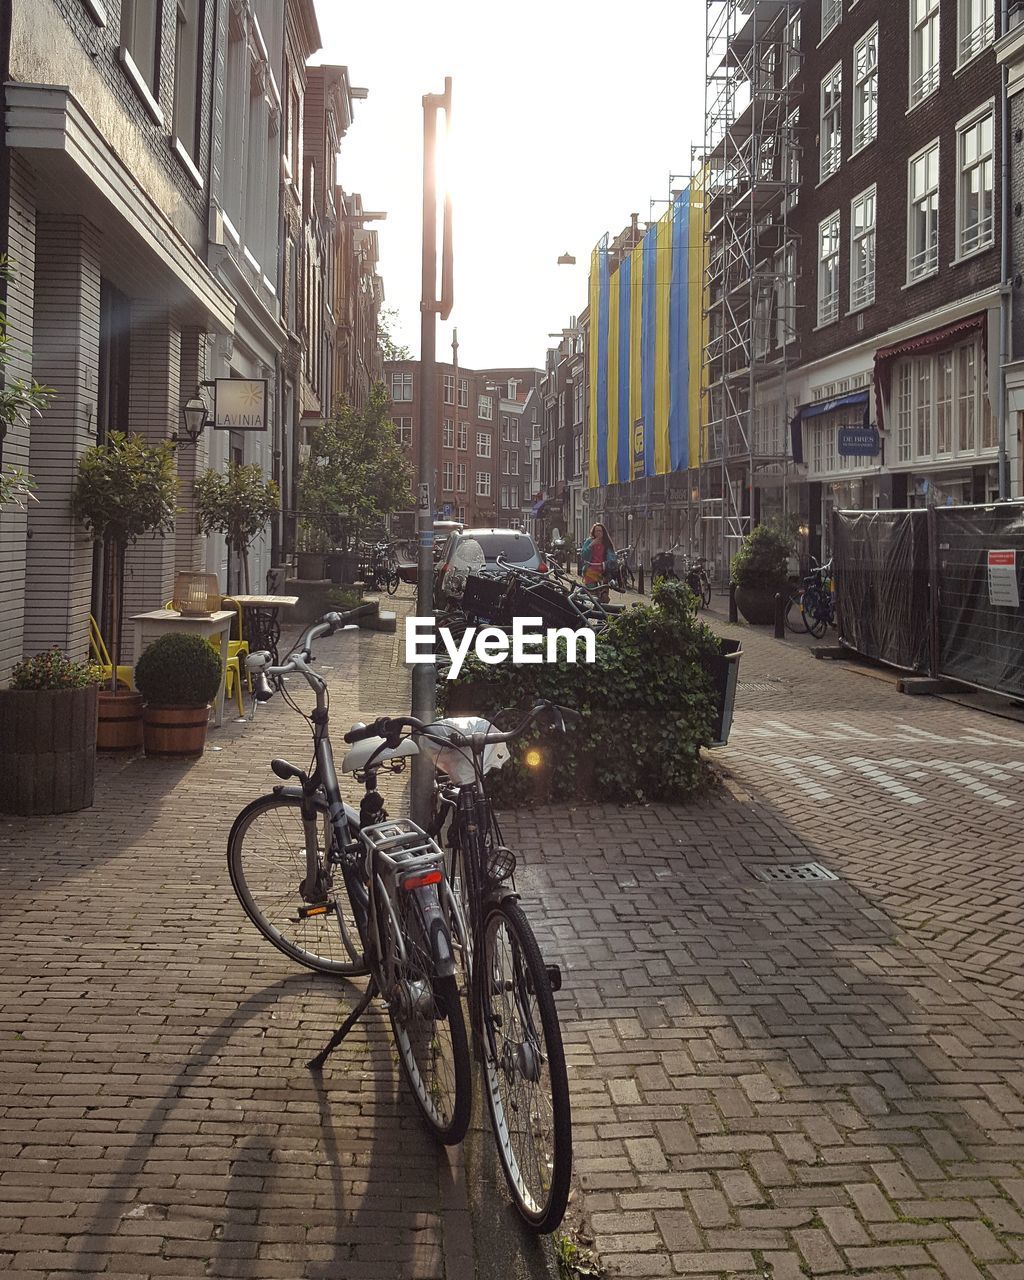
xmin=747 ymin=862 xmax=838 ymax=883
xmin=737 ymin=677 xmax=788 ymax=693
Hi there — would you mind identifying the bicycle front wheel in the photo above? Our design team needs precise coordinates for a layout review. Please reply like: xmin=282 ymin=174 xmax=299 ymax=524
xmin=389 ymin=892 xmax=472 ymax=1145
xmin=227 ymin=794 xmax=368 ymax=976
xmin=801 ymin=589 xmax=827 ymax=639
xmin=386 ymin=568 xmax=400 ymax=595
xmin=699 ymin=577 xmax=712 ymax=610
xmin=477 ymin=899 xmax=572 ymax=1233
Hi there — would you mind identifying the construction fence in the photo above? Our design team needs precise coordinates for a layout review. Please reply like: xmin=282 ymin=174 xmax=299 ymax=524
xmin=832 ymin=502 xmax=1024 ymax=700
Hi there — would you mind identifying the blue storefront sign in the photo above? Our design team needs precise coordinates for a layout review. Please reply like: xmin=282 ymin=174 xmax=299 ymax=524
xmin=837 ymin=425 xmax=881 ymax=458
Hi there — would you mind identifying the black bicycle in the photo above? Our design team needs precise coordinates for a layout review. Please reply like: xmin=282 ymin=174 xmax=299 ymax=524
xmin=684 ymin=557 xmax=712 ymax=610
xmin=365 ymin=541 xmax=400 ymax=594
xmin=786 ymin=560 xmax=835 ymax=638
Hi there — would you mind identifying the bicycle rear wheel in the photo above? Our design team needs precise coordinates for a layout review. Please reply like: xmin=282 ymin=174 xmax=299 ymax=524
xmin=386 ymin=568 xmax=400 ymax=595
xmin=477 ymin=899 xmax=572 ymax=1234
xmin=785 ymin=590 xmax=804 ymax=632
xmin=389 ymin=890 xmax=472 ymax=1145
xmin=227 ymin=794 xmax=367 ymax=976
xmin=699 ymin=576 xmax=712 ymax=610
xmin=801 ymin=587 xmax=828 ymax=638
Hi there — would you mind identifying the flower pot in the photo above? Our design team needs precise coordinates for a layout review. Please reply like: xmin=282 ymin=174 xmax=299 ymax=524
xmin=296 ymin=552 xmax=327 ymax=580
xmin=0 ymin=685 xmax=98 ymax=815
xmin=142 ymin=705 xmax=211 ymax=758
xmin=734 ymin=584 xmax=781 ymax=626
xmin=97 ymin=688 xmax=144 ymax=751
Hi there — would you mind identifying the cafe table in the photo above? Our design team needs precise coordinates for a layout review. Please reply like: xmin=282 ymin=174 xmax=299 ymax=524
xmin=223 ymin=595 xmax=299 ymax=666
xmin=131 ymin=609 xmax=235 ymax=728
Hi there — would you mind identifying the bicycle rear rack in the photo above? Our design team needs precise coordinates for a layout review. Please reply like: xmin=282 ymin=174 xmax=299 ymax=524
xmin=359 ymin=819 xmax=446 ymax=886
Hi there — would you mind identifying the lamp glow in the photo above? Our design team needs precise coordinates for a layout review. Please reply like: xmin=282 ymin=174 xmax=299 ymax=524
xmin=524 ymin=748 xmax=543 ymax=769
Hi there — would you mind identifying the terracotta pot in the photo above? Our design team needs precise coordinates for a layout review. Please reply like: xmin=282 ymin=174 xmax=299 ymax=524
xmin=142 ymin=704 xmax=211 ymax=758
xmin=0 ymin=685 xmax=98 ymax=815
xmin=97 ymin=688 xmax=144 ymax=751
xmin=734 ymin=584 xmax=782 ymax=626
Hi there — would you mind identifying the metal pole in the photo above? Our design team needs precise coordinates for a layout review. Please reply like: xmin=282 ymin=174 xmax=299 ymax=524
xmin=411 ymin=82 xmax=449 ymax=824
xmin=998 ymin=0 xmax=1012 ymax=499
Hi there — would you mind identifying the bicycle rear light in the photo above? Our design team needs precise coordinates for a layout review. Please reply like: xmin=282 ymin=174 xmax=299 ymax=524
xmin=401 ymin=869 xmax=443 ymax=891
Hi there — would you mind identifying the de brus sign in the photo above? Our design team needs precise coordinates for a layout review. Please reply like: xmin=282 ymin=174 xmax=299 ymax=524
xmin=214 ymin=378 xmax=269 ymax=431
xmin=405 ymin=615 xmax=596 ymax=680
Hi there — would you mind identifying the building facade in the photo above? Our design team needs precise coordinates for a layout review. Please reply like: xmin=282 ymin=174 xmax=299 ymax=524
xmin=384 ymin=359 xmax=541 ymax=532
xmin=0 ymin=0 xmax=384 ymax=680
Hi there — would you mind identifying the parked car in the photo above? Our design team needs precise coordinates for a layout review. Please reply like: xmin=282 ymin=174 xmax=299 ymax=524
xmin=434 ymin=528 xmax=545 ymax=606
xmin=395 ymin=520 xmax=464 ymax=584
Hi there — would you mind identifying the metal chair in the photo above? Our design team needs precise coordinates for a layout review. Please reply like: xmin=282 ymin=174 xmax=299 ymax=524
xmin=88 ymin=614 xmax=133 ymax=689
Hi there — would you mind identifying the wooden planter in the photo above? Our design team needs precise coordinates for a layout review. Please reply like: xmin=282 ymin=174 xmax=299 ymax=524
xmin=97 ymin=689 xmax=144 ymax=751
xmin=0 ymin=685 xmax=98 ymax=815
xmin=142 ymin=705 xmax=210 ymax=758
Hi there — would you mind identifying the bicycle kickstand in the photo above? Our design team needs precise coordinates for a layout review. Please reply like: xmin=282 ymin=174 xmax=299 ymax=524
xmin=306 ymin=978 xmax=378 ymax=1071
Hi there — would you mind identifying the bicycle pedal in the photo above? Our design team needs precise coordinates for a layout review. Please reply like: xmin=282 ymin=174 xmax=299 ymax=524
xmin=297 ymin=903 xmax=331 ymax=919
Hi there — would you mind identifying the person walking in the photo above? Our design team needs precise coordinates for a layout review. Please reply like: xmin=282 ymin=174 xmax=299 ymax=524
xmin=580 ymin=522 xmax=617 ymax=603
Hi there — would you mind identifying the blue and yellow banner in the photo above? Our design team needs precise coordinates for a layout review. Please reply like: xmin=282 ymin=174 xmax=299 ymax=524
xmin=588 ymin=185 xmax=705 ymax=488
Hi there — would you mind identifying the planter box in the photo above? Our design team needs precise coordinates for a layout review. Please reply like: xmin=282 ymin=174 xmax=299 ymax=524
xmin=705 ymin=638 xmax=742 ymax=747
xmin=0 ymin=685 xmax=98 ymax=815
xmin=142 ymin=705 xmax=210 ymax=758
xmin=735 ymin=585 xmax=779 ymax=626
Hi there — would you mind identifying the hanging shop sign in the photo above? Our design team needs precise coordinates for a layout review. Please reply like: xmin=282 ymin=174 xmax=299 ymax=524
xmin=632 ymin=418 xmax=646 ymax=480
xmin=214 ymin=378 xmax=269 ymax=431
xmin=987 ymin=550 xmax=1020 ymax=609
xmin=837 ymin=425 xmax=881 ymax=458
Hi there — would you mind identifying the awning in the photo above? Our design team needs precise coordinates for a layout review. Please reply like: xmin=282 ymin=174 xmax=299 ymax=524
xmin=790 ymin=390 xmax=870 ymax=465
xmin=874 ymin=312 xmax=987 ymax=428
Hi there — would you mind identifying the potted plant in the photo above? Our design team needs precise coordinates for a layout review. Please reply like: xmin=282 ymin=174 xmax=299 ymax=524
xmin=134 ymin=632 xmax=223 ymax=758
xmin=193 ymin=463 xmax=279 ymax=593
xmin=72 ymin=432 xmax=178 ymax=749
xmin=731 ymin=523 xmax=792 ymax=625
xmin=0 ymin=648 xmax=101 ymax=815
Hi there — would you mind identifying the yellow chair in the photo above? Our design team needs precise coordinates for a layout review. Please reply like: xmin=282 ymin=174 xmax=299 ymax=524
xmin=88 ymin=614 xmax=133 ymax=689
xmin=163 ymin=601 xmax=247 ymax=717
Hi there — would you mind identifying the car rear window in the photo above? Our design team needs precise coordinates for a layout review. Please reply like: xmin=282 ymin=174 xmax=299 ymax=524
xmin=472 ymin=533 xmax=535 ymax=563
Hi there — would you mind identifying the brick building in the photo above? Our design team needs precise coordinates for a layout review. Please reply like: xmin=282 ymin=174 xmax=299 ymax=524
xmin=536 ymin=325 xmax=588 ymax=549
xmin=0 ymin=0 xmax=385 ymax=681
xmin=385 ymin=359 xmax=541 ymax=530
xmin=704 ymin=0 xmax=1013 ymax=573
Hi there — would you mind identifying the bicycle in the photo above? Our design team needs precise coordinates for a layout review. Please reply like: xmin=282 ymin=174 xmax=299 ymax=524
xmin=347 ymin=703 xmax=575 ymax=1233
xmin=615 ymin=545 xmax=636 ymax=591
xmin=366 ymin=541 xmax=400 ymax=595
xmin=226 ymin=608 xmax=472 ymax=1144
xmin=684 ymin=557 xmax=712 ymax=610
xmin=788 ymin=560 xmax=835 ymax=638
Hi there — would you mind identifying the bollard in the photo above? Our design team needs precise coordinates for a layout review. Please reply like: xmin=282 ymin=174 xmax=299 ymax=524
xmin=637 ymin=563 xmax=645 ymax=595
xmin=728 ymin=581 xmax=738 ymax=623
xmin=774 ymin=592 xmax=785 ymax=639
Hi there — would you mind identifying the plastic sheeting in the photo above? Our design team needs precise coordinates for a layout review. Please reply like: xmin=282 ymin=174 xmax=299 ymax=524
xmin=833 ymin=510 xmax=930 ymax=673
xmin=935 ymin=504 xmax=1024 ymax=698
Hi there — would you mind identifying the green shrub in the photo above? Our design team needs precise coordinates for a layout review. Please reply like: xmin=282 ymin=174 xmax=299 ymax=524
xmin=135 ymin=632 xmax=222 ymax=707
xmin=328 ymin=585 xmax=363 ymax=611
xmin=10 ymin=647 xmax=102 ymax=690
xmin=438 ymin=579 xmax=719 ymax=806
xmin=731 ymin=523 xmax=791 ymax=594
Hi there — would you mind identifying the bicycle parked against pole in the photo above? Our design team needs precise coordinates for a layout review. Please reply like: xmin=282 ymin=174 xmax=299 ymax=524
xmin=685 ymin=557 xmax=712 ymax=610
xmin=226 ymin=610 xmax=573 ymax=1231
xmin=365 ymin=540 xmax=400 ymax=594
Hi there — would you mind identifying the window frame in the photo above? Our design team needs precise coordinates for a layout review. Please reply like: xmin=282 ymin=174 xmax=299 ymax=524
xmin=476 ymin=430 xmax=492 ymax=458
xmin=477 ymin=394 xmax=493 ymax=420
xmin=852 ymin=24 xmax=878 ymax=155
xmin=819 ymin=63 xmax=843 ymax=183
xmin=821 ymin=0 xmax=842 ymax=43
xmin=850 ymin=185 xmax=877 ymax=312
xmin=817 ymin=211 xmax=841 ymax=328
xmin=958 ymin=0 xmax=996 ymax=68
xmin=907 ymin=138 xmax=940 ymax=283
xmin=891 ymin=335 xmax=994 ymax=466
xmin=910 ymin=0 xmax=941 ymax=109
xmin=457 ymin=421 xmax=468 ymax=451
xmin=955 ymin=105 xmax=996 ymax=261
xmin=442 ymin=460 xmax=454 ymax=491
xmin=390 ymin=371 xmax=413 ymax=402
xmin=476 ymin=470 xmax=492 ymax=498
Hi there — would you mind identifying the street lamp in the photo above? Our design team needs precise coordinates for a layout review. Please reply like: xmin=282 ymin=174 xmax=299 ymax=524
xmin=176 ymin=391 xmax=209 ymax=447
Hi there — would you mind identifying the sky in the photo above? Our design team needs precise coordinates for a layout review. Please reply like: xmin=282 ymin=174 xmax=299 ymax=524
xmin=314 ymin=2 xmax=707 ymax=372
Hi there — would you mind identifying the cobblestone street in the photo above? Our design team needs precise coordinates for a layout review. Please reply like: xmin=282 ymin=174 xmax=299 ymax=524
xmin=3 ymin=595 xmax=1024 ymax=1279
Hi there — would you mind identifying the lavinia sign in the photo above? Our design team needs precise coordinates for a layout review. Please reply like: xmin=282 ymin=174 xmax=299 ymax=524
xmin=405 ymin=616 xmax=596 ymax=680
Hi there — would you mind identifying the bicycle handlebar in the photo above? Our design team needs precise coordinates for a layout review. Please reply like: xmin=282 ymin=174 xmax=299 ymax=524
xmin=245 ymin=604 xmax=377 ymax=688
xmin=343 ymin=700 xmax=582 ymax=751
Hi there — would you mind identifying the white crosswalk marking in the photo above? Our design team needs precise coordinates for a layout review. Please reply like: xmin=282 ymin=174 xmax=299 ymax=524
xmin=841 ymin=757 xmax=927 ymax=804
xmin=764 ymin=755 xmax=833 ymax=800
xmin=829 ymin=721 xmax=879 ymax=740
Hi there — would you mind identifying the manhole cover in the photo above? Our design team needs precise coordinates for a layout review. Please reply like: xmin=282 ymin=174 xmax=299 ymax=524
xmin=747 ymin=862 xmax=838 ymax=883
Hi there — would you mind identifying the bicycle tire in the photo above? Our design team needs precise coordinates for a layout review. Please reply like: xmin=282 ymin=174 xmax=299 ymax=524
xmin=386 ymin=568 xmax=400 ymax=595
xmin=784 ymin=592 xmax=804 ymax=633
xmin=477 ymin=899 xmax=572 ymax=1234
xmin=801 ymin=588 xmax=828 ymax=639
xmin=227 ymin=794 xmax=368 ymax=976
xmin=389 ymin=891 xmax=472 ymax=1146
xmin=699 ymin=577 xmax=711 ymax=610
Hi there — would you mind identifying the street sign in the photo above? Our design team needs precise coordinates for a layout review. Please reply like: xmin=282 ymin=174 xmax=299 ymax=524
xmin=837 ymin=425 xmax=880 ymax=457
xmin=213 ymin=378 xmax=268 ymax=431
xmin=987 ymin=550 xmax=1020 ymax=608
xmin=442 ymin=503 xmax=453 ymax=517
xmin=632 ymin=418 xmax=646 ymax=480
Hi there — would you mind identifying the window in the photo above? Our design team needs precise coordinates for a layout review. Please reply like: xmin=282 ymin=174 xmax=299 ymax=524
xmin=457 ymin=421 xmax=468 ymax=451
xmin=784 ymin=110 xmax=800 ymax=212
xmin=853 ymin=26 xmax=878 ymax=153
xmin=959 ymin=0 xmax=995 ymax=66
xmin=501 ymin=485 xmax=509 ymax=509
xmin=573 ymin=379 xmax=584 ymax=425
xmin=442 ymin=418 xmax=455 ymax=449
xmin=957 ymin=110 xmax=995 ymax=258
xmin=775 ymin=242 xmax=797 ymax=346
xmin=510 ymin=484 xmax=519 ymax=509
xmin=478 ymin=394 xmax=493 ymax=420
xmin=501 ymin=415 xmax=511 ymax=441
xmin=456 ymin=463 xmax=467 ymax=492
xmin=822 ymin=0 xmax=842 ymax=41
xmin=510 ymin=450 xmax=519 ymax=475
xmin=442 ymin=461 xmax=454 ymax=491
xmin=392 ymin=416 xmax=413 ymax=446
xmin=892 ymin=336 xmax=993 ymax=464
xmin=510 ymin=418 xmax=519 ymax=442
xmin=850 ymin=187 xmax=876 ymax=310
xmin=476 ymin=431 xmax=491 ymax=458
xmin=910 ymin=0 xmax=940 ymax=107
xmin=172 ymin=0 xmax=202 ymax=167
xmin=820 ymin=65 xmax=842 ymax=182
xmin=443 ymin=374 xmax=455 ymax=404
xmin=908 ymin=141 xmax=940 ymax=281
xmin=476 ymin=471 xmax=491 ymax=497
xmin=390 ymin=371 xmax=413 ymax=402
xmin=458 ymin=378 xmax=469 ymax=408
xmin=120 ymin=0 xmax=161 ymax=98
xmin=817 ymin=212 xmax=841 ymax=326
xmin=784 ymin=9 xmax=801 ymax=84
xmin=557 ymin=444 xmax=566 ymax=480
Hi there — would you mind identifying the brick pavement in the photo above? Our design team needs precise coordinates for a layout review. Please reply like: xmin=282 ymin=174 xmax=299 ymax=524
xmin=0 ymin=589 xmax=552 ymax=1280
xmin=502 ymin=608 xmax=1024 ymax=1279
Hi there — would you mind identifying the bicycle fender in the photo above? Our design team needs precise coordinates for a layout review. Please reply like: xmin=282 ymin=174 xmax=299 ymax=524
xmin=409 ymin=884 xmax=456 ymax=980
xmin=272 ymin=785 xmax=360 ymax=829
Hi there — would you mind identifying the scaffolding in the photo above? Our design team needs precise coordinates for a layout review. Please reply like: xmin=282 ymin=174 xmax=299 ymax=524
xmin=699 ymin=0 xmax=802 ymax=577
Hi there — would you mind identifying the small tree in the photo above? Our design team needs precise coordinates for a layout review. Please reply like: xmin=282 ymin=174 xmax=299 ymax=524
xmin=377 ymin=308 xmax=411 ymax=362
xmin=0 ymin=256 xmax=52 ymax=511
xmin=72 ymin=432 xmax=178 ymax=692
xmin=298 ymin=382 xmax=413 ymax=553
xmin=193 ymin=463 xmax=279 ymax=593
xmin=731 ymin=523 xmax=792 ymax=595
